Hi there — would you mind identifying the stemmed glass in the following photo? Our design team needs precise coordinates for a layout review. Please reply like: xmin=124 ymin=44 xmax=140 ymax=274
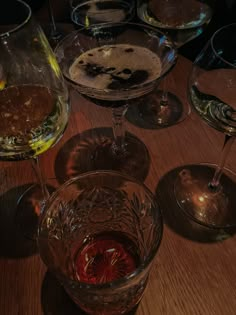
xmin=70 ymin=0 xmax=135 ymax=27
xmin=0 ymin=0 xmax=69 ymax=236
xmin=47 ymin=0 xmax=63 ymax=42
xmin=174 ymin=23 xmax=236 ymax=228
xmin=55 ymin=22 xmax=176 ymax=178
xmin=130 ymin=0 xmax=213 ymax=128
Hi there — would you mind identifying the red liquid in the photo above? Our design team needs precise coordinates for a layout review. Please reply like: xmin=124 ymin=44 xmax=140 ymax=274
xmin=74 ymin=232 xmax=140 ymax=284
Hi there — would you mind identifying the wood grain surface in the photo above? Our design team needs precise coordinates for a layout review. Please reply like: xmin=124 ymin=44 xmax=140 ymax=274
xmin=1 ymin=46 xmax=236 ymax=315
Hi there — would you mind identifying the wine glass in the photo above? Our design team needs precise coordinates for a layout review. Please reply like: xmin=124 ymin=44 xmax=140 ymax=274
xmin=0 ymin=0 xmax=69 ymax=237
xmin=174 ymin=23 xmax=236 ymax=228
xmin=54 ymin=22 xmax=176 ymax=178
xmin=70 ymin=0 xmax=135 ymax=27
xmin=128 ymin=0 xmax=213 ymax=128
xmin=38 ymin=170 xmax=163 ymax=315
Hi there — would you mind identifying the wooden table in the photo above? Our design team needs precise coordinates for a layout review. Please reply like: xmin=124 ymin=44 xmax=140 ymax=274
xmin=1 ymin=54 xmax=236 ymax=315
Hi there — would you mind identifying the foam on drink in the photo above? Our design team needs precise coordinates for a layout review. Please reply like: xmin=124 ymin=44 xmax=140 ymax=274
xmin=69 ymin=44 xmax=162 ymax=91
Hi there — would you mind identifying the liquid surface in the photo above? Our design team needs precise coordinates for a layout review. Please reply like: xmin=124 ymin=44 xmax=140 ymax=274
xmin=137 ymin=0 xmax=212 ymax=46
xmin=0 ymin=85 xmax=53 ymax=137
xmin=190 ymin=85 xmax=236 ymax=135
xmin=72 ymin=0 xmax=132 ymax=25
xmin=69 ymin=44 xmax=162 ymax=91
xmin=138 ymin=0 xmax=212 ymax=29
xmin=0 ymin=85 xmax=68 ymax=160
xmin=74 ymin=232 xmax=139 ymax=284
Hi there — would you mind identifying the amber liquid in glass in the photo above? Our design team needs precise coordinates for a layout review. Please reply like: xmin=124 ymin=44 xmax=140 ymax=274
xmin=74 ymin=232 xmax=140 ymax=284
xmin=0 ymin=84 xmax=68 ymax=160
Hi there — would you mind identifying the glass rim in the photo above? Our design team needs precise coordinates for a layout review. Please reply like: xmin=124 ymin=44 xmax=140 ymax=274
xmin=54 ymin=21 xmax=177 ymax=97
xmin=211 ymin=22 xmax=236 ymax=69
xmin=70 ymin=0 xmax=135 ymax=9
xmin=39 ymin=169 xmax=163 ymax=290
xmin=0 ymin=0 xmax=32 ymax=38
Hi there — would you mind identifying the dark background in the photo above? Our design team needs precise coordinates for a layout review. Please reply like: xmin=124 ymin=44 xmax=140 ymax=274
xmin=179 ymin=0 xmax=236 ymax=60
xmin=4 ymin=0 xmax=236 ymax=61
xmin=28 ymin=0 xmax=236 ymax=61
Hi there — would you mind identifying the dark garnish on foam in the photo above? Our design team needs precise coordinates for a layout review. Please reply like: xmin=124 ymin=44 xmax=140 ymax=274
xmin=123 ymin=68 xmax=132 ymax=74
xmin=106 ymin=67 xmax=116 ymax=72
xmin=108 ymin=70 xmax=149 ymax=89
xmin=81 ymin=61 xmax=149 ymax=90
xmin=84 ymin=63 xmax=105 ymax=77
xmin=124 ymin=48 xmax=134 ymax=53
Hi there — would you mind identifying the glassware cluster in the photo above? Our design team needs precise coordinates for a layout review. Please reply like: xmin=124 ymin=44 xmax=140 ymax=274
xmin=2 ymin=0 xmax=236 ymax=314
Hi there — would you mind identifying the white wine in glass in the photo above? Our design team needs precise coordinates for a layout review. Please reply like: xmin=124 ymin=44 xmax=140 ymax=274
xmin=0 ymin=0 xmax=69 ymax=238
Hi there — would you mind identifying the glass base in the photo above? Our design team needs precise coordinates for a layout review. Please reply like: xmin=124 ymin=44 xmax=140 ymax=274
xmin=41 ymin=271 xmax=140 ymax=315
xmin=126 ymin=90 xmax=190 ymax=129
xmin=54 ymin=127 xmax=150 ymax=182
xmin=174 ymin=164 xmax=236 ymax=228
xmin=16 ymin=183 xmax=54 ymax=240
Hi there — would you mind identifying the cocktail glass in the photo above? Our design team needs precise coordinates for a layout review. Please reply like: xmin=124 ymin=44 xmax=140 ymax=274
xmin=55 ymin=22 xmax=176 ymax=177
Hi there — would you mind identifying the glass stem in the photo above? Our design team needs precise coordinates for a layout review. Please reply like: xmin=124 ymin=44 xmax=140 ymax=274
xmin=47 ymin=0 xmax=60 ymax=39
xmin=209 ymin=135 xmax=234 ymax=190
xmin=111 ymin=105 xmax=128 ymax=155
xmin=47 ymin=0 xmax=56 ymax=31
xmin=31 ymin=157 xmax=50 ymax=202
xmin=160 ymin=78 xmax=168 ymax=106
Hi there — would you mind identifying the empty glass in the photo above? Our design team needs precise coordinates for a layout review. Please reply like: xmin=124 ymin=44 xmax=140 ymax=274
xmin=175 ymin=23 xmax=236 ymax=228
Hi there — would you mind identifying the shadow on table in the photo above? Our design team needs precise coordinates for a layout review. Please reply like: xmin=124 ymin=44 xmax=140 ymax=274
xmin=54 ymin=127 xmax=150 ymax=183
xmin=155 ymin=165 xmax=236 ymax=243
xmin=0 ymin=184 xmax=38 ymax=258
xmin=41 ymin=271 xmax=139 ymax=315
xmin=125 ymin=90 xmax=186 ymax=130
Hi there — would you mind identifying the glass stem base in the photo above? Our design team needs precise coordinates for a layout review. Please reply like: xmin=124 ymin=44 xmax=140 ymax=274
xmin=174 ymin=164 xmax=236 ymax=228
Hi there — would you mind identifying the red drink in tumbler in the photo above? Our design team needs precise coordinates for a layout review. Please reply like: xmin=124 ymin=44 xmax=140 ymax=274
xmin=74 ymin=232 xmax=140 ymax=284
